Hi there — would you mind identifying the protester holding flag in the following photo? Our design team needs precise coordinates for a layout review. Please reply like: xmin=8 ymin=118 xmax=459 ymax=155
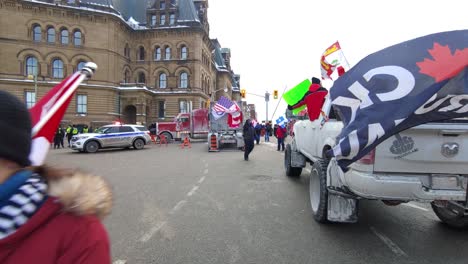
xmin=276 ymin=124 xmax=287 ymax=152
xmin=0 ymin=91 xmax=112 ymax=263
xmin=287 ymin=77 xmax=328 ymax=121
xmin=242 ymin=119 xmax=255 ymax=161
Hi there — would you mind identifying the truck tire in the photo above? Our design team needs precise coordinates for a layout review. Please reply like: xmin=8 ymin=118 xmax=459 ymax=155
xmin=285 ymin=144 xmax=302 ymax=177
xmin=431 ymin=202 xmax=468 ymax=228
xmin=84 ymin=140 xmax=99 ymax=153
xmin=162 ymin=132 xmax=172 ymax=141
xmin=310 ymin=159 xmax=329 ymax=223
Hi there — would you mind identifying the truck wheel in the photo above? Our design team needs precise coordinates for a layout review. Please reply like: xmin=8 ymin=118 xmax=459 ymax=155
xmin=84 ymin=140 xmax=99 ymax=153
xmin=162 ymin=132 xmax=172 ymax=141
xmin=431 ymin=202 xmax=468 ymax=228
xmin=310 ymin=159 xmax=329 ymax=223
xmin=285 ymin=144 xmax=302 ymax=177
xmin=133 ymin=138 xmax=145 ymax=150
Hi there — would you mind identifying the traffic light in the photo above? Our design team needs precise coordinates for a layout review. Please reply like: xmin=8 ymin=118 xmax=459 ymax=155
xmin=240 ymin=89 xmax=246 ymax=98
xmin=273 ymin=90 xmax=278 ymax=99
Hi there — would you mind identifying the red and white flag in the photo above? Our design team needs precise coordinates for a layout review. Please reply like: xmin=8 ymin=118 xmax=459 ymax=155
xmin=28 ymin=67 xmax=94 ymax=165
xmin=227 ymin=102 xmax=242 ymax=128
xmin=320 ymin=41 xmax=350 ymax=81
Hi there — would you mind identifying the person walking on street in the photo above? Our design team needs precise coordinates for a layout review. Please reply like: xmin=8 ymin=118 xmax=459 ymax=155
xmin=59 ymin=126 xmax=65 ymax=148
xmin=243 ymin=119 xmax=255 ymax=161
xmin=276 ymin=125 xmax=287 ymax=151
xmin=0 ymin=90 xmax=113 ymax=264
xmin=254 ymin=122 xmax=262 ymax=145
xmin=265 ymin=122 xmax=271 ymax=142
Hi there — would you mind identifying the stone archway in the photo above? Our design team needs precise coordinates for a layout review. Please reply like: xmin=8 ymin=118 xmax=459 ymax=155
xmin=123 ymin=105 xmax=137 ymax=124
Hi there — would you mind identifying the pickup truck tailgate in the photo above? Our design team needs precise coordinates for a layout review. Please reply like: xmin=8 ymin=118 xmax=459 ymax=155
xmin=374 ymin=122 xmax=468 ymax=174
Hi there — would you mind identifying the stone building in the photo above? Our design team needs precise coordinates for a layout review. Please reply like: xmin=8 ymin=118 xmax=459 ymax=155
xmin=0 ymin=0 xmax=241 ymax=128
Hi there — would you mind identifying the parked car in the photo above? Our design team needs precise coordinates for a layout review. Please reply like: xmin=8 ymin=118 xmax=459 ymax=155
xmin=71 ymin=124 xmax=151 ymax=153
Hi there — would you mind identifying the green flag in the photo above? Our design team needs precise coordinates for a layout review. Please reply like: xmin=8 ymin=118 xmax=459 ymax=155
xmin=282 ymin=79 xmax=311 ymax=114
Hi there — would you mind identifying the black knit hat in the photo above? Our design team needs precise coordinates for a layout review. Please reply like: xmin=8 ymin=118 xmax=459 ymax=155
xmin=311 ymin=77 xmax=321 ymax=84
xmin=0 ymin=91 xmax=32 ymax=166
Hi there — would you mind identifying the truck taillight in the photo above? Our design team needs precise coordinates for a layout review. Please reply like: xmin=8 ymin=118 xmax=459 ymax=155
xmin=357 ymin=149 xmax=375 ymax=165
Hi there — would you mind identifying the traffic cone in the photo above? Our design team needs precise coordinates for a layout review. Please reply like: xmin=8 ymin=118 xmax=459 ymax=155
xmin=180 ymin=136 xmax=191 ymax=149
xmin=209 ymin=134 xmax=218 ymax=151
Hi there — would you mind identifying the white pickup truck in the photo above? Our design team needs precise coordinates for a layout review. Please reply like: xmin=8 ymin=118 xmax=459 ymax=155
xmin=285 ymin=97 xmax=468 ymax=228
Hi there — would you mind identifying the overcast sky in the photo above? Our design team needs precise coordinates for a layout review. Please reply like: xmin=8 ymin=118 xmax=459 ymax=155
xmin=207 ymin=0 xmax=468 ymax=122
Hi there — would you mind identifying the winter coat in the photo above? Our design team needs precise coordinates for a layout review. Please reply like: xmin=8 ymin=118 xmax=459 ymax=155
xmin=0 ymin=171 xmax=113 ymax=264
xmin=276 ymin=126 xmax=287 ymax=139
xmin=243 ymin=126 xmax=255 ymax=142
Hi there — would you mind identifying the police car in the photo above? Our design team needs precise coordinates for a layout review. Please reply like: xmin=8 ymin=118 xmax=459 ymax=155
xmin=71 ymin=124 xmax=152 ymax=153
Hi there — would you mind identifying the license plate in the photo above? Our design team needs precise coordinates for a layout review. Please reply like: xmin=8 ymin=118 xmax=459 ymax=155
xmin=221 ymin=140 xmax=236 ymax=144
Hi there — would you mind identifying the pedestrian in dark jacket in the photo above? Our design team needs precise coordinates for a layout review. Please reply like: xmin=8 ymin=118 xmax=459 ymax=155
xmin=53 ymin=127 xmax=63 ymax=149
xmin=254 ymin=122 xmax=262 ymax=145
xmin=243 ymin=119 xmax=255 ymax=161
xmin=276 ymin=125 xmax=287 ymax=151
xmin=0 ymin=91 xmax=113 ymax=264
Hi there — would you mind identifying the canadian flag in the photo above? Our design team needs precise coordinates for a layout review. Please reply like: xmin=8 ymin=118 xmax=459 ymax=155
xmin=227 ymin=102 xmax=242 ymax=128
xmin=28 ymin=65 xmax=95 ymax=165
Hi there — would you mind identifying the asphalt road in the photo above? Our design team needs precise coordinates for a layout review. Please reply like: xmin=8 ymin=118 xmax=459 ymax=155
xmin=45 ymin=140 xmax=468 ymax=264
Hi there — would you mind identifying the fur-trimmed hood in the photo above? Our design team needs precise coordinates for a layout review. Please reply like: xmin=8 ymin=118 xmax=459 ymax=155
xmin=46 ymin=171 xmax=113 ymax=219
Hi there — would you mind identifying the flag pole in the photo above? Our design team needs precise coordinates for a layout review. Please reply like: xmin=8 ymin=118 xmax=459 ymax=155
xmin=271 ymin=84 xmax=288 ymax=121
xmin=31 ymin=63 xmax=96 ymax=137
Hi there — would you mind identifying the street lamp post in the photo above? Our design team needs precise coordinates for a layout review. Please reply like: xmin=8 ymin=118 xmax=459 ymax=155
xmin=265 ymin=91 xmax=270 ymax=123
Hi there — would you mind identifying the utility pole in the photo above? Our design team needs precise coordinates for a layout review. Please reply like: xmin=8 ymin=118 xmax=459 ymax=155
xmin=265 ymin=91 xmax=270 ymax=123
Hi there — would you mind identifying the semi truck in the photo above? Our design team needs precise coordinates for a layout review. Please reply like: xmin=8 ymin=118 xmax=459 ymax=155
xmin=208 ymin=101 xmax=244 ymax=152
xmin=150 ymin=108 xmax=209 ymax=141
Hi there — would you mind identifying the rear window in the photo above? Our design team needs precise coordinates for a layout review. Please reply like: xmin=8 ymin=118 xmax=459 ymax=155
xmin=134 ymin=126 xmax=148 ymax=132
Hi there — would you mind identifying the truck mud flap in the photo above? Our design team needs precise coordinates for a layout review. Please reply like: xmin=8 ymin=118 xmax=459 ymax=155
xmin=291 ymin=151 xmax=306 ymax=168
xmin=326 ymin=158 xmax=359 ymax=223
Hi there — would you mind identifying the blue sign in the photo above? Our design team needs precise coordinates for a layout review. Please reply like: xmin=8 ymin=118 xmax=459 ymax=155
xmin=328 ymin=30 xmax=468 ymax=169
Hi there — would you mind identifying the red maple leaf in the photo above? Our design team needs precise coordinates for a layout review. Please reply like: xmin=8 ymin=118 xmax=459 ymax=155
xmin=416 ymin=42 xmax=468 ymax=82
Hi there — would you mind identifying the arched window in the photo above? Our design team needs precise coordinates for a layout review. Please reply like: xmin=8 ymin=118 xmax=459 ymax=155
xmin=52 ymin=59 xmax=64 ymax=78
xmin=180 ymin=72 xmax=188 ymax=88
xmin=159 ymin=73 xmax=167 ymax=88
xmin=154 ymin=47 xmax=161 ymax=61
xmin=26 ymin=56 xmax=38 ymax=76
xmin=138 ymin=46 xmax=145 ymax=61
xmin=32 ymin=25 xmax=41 ymax=42
xmin=169 ymin=14 xmax=175 ymax=25
xmin=160 ymin=14 xmax=166 ymax=25
xmin=77 ymin=61 xmax=86 ymax=71
xmin=164 ymin=47 xmax=171 ymax=60
xmin=60 ymin=29 xmax=69 ymax=45
xmin=124 ymin=43 xmax=130 ymax=58
xmin=124 ymin=70 xmax=130 ymax=83
xmin=138 ymin=72 xmax=146 ymax=84
xmin=73 ymin=30 xmax=82 ymax=46
xmin=181 ymin=46 xmax=187 ymax=60
xmin=47 ymin=27 xmax=55 ymax=43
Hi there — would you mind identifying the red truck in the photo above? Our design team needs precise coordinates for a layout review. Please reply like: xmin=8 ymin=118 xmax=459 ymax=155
xmin=150 ymin=108 xmax=210 ymax=141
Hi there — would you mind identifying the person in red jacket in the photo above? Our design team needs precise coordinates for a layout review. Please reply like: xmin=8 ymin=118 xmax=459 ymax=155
xmin=276 ymin=125 xmax=287 ymax=151
xmin=0 ymin=90 xmax=113 ymax=264
xmin=288 ymin=77 xmax=328 ymax=121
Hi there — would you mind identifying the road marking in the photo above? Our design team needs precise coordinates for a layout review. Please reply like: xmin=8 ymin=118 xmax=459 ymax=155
xmin=198 ymin=176 xmax=206 ymax=183
xmin=169 ymin=200 xmax=187 ymax=215
xmin=402 ymin=202 xmax=429 ymax=212
xmin=187 ymin=186 xmax=199 ymax=197
xmin=203 ymin=168 xmax=209 ymax=174
xmin=140 ymin=221 xmax=167 ymax=242
xmin=113 ymin=260 xmax=127 ymax=264
xmin=370 ymin=226 xmax=407 ymax=257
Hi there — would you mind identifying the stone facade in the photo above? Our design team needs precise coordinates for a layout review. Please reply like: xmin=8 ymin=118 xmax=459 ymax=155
xmin=0 ymin=0 xmax=241 ymax=128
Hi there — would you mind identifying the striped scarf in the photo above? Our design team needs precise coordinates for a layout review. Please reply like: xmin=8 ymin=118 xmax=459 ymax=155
xmin=0 ymin=173 xmax=48 ymax=239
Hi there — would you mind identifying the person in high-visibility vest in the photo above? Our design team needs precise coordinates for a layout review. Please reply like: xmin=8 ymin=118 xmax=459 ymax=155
xmin=66 ymin=125 xmax=73 ymax=147
xmin=72 ymin=125 xmax=78 ymax=136
xmin=82 ymin=125 xmax=89 ymax=134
